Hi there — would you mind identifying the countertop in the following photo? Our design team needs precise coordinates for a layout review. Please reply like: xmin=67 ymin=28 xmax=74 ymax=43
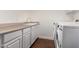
xmin=0 ymin=22 xmax=39 ymax=34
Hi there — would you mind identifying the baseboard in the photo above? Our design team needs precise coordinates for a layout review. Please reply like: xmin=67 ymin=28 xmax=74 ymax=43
xmin=38 ymin=36 xmax=53 ymax=40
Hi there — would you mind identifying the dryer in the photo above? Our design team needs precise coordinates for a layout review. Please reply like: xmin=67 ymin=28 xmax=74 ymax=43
xmin=53 ymin=22 xmax=79 ymax=48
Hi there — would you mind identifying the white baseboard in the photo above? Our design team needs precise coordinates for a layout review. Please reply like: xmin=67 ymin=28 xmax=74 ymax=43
xmin=38 ymin=36 xmax=53 ymax=40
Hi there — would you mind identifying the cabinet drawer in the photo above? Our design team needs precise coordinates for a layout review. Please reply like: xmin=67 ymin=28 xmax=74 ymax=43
xmin=4 ymin=36 xmax=22 ymax=48
xmin=4 ymin=30 xmax=22 ymax=43
xmin=7 ymin=40 xmax=20 ymax=48
xmin=23 ymin=28 xmax=31 ymax=34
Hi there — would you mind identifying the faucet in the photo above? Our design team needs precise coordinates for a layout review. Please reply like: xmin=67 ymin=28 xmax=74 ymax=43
xmin=26 ymin=17 xmax=32 ymax=22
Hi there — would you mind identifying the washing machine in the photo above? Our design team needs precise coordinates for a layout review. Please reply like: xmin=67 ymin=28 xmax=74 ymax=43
xmin=55 ymin=22 xmax=79 ymax=48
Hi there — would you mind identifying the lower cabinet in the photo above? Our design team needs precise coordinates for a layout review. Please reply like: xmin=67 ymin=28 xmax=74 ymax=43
xmin=4 ymin=36 xmax=22 ymax=48
xmin=23 ymin=33 xmax=31 ymax=48
xmin=7 ymin=40 xmax=20 ymax=48
xmin=31 ymin=26 xmax=38 ymax=45
xmin=22 ymin=25 xmax=39 ymax=47
xmin=0 ymin=24 xmax=39 ymax=48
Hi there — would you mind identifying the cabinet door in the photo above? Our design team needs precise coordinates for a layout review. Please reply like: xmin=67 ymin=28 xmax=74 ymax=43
xmin=4 ymin=36 xmax=22 ymax=48
xmin=31 ymin=30 xmax=36 ymax=44
xmin=31 ymin=26 xmax=38 ymax=45
xmin=23 ymin=33 xmax=31 ymax=48
xmin=7 ymin=40 xmax=20 ymax=48
xmin=4 ymin=30 xmax=22 ymax=43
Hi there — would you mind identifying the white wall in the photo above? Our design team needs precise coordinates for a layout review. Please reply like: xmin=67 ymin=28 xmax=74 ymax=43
xmin=16 ymin=10 xmax=31 ymax=22
xmin=65 ymin=10 xmax=79 ymax=21
xmin=29 ymin=10 xmax=72 ymax=39
xmin=0 ymin=10 xmax=30 ymax=23
xmin=72 ymin=11 xmax=79 ymax=21
xmin=0 ymin=10 xmax=17 ymax=23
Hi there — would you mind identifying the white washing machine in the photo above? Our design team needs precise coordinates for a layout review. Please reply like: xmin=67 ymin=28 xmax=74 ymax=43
xmin=53 ymin=22 xmax=79 ymax=48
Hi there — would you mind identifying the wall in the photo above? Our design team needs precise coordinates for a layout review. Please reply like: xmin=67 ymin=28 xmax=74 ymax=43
xmin=16 ymin=10 xmax=31 ymax=22
xmin=0 ymin=10 xmax=30 ymax=23
xmin=29 ymin=10 xmax=72 ymax=39
xmin=72 ymin=11 xmax=79 ymax=21
xmin=65 ymin=10 xmax=79 ymax=21
xmin=0 ymin=10 xmax=17 ymax=23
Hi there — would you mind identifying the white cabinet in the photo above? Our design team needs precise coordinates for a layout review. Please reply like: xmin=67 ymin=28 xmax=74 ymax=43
xmin=2 ymin=30 xmax=22 ymax=48
xmin=23 ymin=28 xmax=30 ymax=34
xmin=4 ymin=36 xmax=22 ymax=48
xmin=4 ymin=30 xmax=22 ymax=43
xmin=23 ymin=28 xmax=31 ymax=48
xmin=23 ymin=33 xmax=30 ymax=48
xmin=23 ymin=25 xmax=39 ymax=48
xmin=0 ymin=23 xmax=39 ymax=48
xmin=31 ymin=26 xmax=38 ymax=45
xmin=6 ymin=40 xmax=20 ymax=48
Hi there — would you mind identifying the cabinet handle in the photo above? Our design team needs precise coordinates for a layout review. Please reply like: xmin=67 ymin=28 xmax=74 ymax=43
xmin=59 ymin=28 xmax=63 ymax=31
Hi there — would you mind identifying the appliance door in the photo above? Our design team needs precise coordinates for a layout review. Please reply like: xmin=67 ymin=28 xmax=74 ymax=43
xmin=53 ymin=22 xmax=57 ymax=40
xmin=62 ymin=27 xmax=79 ymax=48
xmin=57 ymin=27 xmax=63 ymax=48
xmin=53 ymin=22 xmax=59 ymax=48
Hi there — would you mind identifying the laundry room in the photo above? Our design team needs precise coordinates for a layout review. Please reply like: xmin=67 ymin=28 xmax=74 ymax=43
xmin=0 ymin=10 xmax=78 ymax=48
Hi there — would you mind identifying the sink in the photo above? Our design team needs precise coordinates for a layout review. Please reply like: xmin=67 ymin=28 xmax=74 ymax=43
xmin=25 ymin=23 xmax=37 ymax=26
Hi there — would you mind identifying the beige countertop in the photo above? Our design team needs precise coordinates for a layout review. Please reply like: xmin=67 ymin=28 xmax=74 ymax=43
xmin=0 ymin=22 xmax=39 ymax=34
